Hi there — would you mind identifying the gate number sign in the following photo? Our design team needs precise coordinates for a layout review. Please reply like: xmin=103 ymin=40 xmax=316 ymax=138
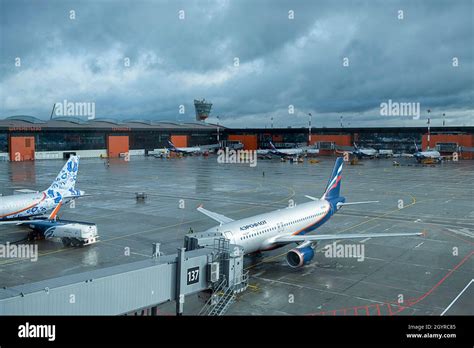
xmin=187 ymin=266 xmax=200 ymax=285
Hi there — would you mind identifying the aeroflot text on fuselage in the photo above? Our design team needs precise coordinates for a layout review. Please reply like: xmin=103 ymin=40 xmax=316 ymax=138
xmin=239 ymin=220 xmax=267 ymax=231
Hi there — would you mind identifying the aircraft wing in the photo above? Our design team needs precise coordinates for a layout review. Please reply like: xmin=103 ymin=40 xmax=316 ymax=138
xmin=197 ymin=206 xmax=234 ymax=225
xmin=0 ymin=219 xmax=48 ymax=226
xmin=274 ymin=231 xmax=424 ymax=243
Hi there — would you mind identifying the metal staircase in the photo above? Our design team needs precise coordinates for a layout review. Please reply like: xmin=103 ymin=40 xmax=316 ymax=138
xmin=198 ymin=237 xmax=249 ymax=316
xmin=207 ymin=285 xmax=236 ymax=316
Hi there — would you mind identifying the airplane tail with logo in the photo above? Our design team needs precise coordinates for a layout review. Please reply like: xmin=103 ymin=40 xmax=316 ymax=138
xmin=167 ymin=140 xmax=177 ymax=150
xmin=47 ymin=155 xmax=79 ymax=192
xmin=322 ymin=157 xmax=344 ymax=200
xmin=414 ymin=140 xmax=419 ymax=152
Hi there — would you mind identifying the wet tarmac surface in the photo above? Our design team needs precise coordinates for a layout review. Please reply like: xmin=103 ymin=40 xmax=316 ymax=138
xmin=0 ymin=155 xmax=472 ymax=315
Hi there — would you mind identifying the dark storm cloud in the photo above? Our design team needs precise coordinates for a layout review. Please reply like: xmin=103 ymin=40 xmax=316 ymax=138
xmin=0 ymin=0 xmax=472 ymax=127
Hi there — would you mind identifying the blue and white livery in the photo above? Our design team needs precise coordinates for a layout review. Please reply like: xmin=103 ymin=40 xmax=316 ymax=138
xmin=195 ymin=157 xmax=423 ymax=268
xmin=0 ymin=156 xmax=86 ymax=224
xmin=167 ymin=141 xmax=201 ymax=155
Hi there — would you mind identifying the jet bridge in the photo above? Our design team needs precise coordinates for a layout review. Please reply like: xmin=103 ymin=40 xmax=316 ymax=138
xmin=0 ymin=238 xmax=247 ymax=316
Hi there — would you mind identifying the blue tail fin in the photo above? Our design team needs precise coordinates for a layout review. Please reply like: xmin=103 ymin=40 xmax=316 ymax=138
xmin=322 ymin=157 xmax=344 ymax=200
xmin=413 ymin=140 xmax=419 ymax=152
xmin=167 ymin=140 xmax=177 ymax=149
xmin=47 ymin=155 xmax=79 ymax=192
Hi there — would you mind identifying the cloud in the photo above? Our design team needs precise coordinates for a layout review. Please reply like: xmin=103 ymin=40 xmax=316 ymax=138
xmin=0 ymin=0 xmax=472 ymax=126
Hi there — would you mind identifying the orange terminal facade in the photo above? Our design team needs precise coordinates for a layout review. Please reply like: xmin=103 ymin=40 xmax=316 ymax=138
xmin=0 ymin=115 xmax=473 ymax=160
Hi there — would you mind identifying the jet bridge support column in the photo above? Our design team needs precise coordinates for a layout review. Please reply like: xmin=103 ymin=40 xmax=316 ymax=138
xmin=176 ymin=247 xmax=185 ymax=316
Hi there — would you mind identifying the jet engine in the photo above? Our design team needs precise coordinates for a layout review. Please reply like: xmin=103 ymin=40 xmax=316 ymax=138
xmin=286 ymin=245 xmax=315 ymax=268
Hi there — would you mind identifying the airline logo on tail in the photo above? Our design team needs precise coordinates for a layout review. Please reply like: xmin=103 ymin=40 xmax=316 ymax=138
xmin=414 ymin=140 xmax=419 ymax=152
xmin=322 ymin=157 xmax=343 ymax=200
xmin=167 ymin=141 xmax=177 ymax=150
xmin=46 ymin=156 xmax=83 ymax=202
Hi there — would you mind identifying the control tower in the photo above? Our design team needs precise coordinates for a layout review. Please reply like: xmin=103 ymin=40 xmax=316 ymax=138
xmin=194 ymin=99 xmax=212 ymax=122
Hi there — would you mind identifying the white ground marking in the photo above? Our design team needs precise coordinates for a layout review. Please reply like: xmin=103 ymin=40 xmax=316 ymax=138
xmin=446 ymin=228 xmax=474 ymax=239
xmin=440 ymin=279 xmax=474 ymax=316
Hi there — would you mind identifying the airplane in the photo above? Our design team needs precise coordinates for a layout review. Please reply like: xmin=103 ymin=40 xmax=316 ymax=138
xmin=195 ymin=157 xmax=423 ymax=268
xmin=0 ymin=156 xmax=86 ymax=225
xmin=413 ymin=141 xmax=441 ymax=162
xmin=336 ymin=143 xmax=378 ymax=159
xmin=352 ymin=143 xmax=378 ymax=158
xmin=167 ymin=140 xmax=201 ymax=155
xmin=268 ymin=141 xmax=304 ymax=157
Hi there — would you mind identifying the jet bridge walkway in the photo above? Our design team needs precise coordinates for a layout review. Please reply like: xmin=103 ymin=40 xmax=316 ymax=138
xmin=0 ymin=236 xmax=248 ymax=315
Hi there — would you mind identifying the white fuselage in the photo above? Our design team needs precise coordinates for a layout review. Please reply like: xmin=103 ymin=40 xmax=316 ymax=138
xmin=204 ymin=200 xmax=331 ymax=254
xmin=173 ymin=147 xmax=201 ymax=154
xmin=271 ymin=148 xmax=304 ymax=157
xmin=361 ymin=149 xmax=377 ymax=156
xmin=417 ymin=150 xmax=441 ymax=159
xmin=0 ymin=192 xmax=57 ymax=220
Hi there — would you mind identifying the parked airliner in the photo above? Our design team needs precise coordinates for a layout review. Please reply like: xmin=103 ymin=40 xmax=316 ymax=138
xmin=0 ymin=156 xmax=86 ymax=224
xmin=413 ymin=141 xmax=441 ymax=162
xmin=196 ymin=157 xmax=422 ymax=268
xmin=268 ymin=141 xmax=303 ymax=157
xmin=351 ymin=143 xmax=378 ymax=158
xmin=167 ymin=141 xmax=201 ymax=155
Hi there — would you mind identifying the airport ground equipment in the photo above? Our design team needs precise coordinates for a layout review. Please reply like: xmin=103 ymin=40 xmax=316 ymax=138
xmin=135 ymin=192 xmax=148 ymax=202
xmin=0 ymin=237 xmax=247 ymax=315
xmin=24 ymin=219 xmax=99 ymax=246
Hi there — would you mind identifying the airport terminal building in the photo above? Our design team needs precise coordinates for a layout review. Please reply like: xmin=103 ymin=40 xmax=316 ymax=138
xmin=0 ymin=115 xmax=473 ymax=160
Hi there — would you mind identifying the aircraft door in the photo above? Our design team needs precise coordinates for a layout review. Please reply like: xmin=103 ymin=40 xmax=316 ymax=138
xmin=277 ymin=222 xmax=284 ymax=233
xmin=223 ymin=231 xmax=233 ymax=242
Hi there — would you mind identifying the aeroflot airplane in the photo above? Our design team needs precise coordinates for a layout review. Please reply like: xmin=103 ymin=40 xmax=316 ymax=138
xmin=268 ymin=141 xmax=303 ymax=157
xmin=413 ymin=141 xmax=441 ymax=162
xmin=0 ymin=156 xmax=86 ymax=225
xmin=167 ymin=141 xmax=201 ymax=155
xmin=197 ymin=157 xmax=422 ymax=268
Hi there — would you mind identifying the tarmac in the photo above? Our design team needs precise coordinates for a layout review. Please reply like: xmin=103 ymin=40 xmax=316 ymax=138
xmin=0 ymin=155 xmax=472 ymax=315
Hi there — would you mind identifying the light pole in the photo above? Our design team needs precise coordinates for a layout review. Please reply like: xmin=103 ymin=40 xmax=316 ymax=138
xmin=427 ymin=109 xmax=431 ymax=149
xmin=308 ymin=113 xmax=312 ymax=144
xmin=216 ymin=116 xmax=220 ymax=144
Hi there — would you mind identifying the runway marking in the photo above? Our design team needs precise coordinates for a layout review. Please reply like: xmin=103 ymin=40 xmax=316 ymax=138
xmin=440 ymin=278 xmax=474 ymax=316
xmin=359 ymin=237 xmax=371 ymax=243
xmin=306 ymin=250 xmax=473 ymax=316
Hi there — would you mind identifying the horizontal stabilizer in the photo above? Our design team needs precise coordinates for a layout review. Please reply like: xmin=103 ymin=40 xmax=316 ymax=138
xmin=197 ymin=206 xmax=234 ymax=225
xmin=337 ymin=200 xmax=379 ymax=206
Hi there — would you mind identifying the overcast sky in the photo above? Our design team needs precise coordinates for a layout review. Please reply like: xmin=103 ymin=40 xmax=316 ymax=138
xmin=0 ymin=0 xmax=472 ymax=127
